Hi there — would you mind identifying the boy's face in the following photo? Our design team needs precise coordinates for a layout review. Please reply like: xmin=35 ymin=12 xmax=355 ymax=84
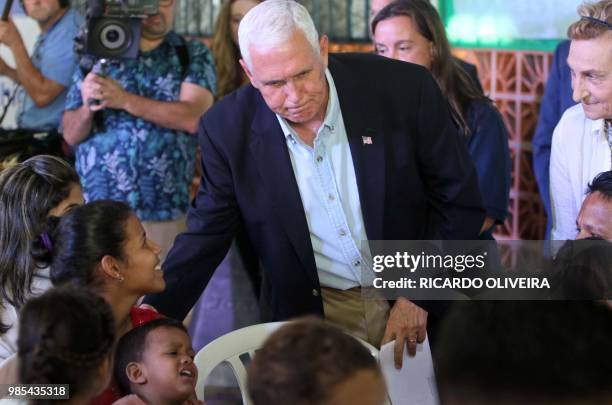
xmin=134 ymin=326 xmax=198 ymax=403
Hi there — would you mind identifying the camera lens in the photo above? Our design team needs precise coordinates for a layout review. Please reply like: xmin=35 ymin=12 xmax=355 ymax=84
xmin=100 ymin=23 xmax=129 ymax=51
xmin=106 ymin=29 xmax=119 ymax=42
xmin=87 ymin=16 xmax=140 ymax=59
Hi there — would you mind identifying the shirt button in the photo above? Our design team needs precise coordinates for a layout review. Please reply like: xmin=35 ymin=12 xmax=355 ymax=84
xmin=339 ymin=229 xmax=347 ymax=236
xmin=316 ymin=156 xmax=323 ymax=162
xmin=312 ymin=289 xmax=319 ymax=297
xmin=353 ymin=260 xmax=361 ymax=267
xmin=328 ymin=194 xmax=335 ymax=201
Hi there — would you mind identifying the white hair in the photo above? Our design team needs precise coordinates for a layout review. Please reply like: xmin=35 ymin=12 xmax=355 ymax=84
xmin=238 ymin=0 xmax=320 ymax=70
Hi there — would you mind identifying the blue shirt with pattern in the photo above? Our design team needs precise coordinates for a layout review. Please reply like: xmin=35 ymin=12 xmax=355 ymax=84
xmin=65 ymin=31 xmax=216 ymax=221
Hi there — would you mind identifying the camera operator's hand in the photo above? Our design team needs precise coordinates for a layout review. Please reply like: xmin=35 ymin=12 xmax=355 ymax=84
xmin=90 ymin=75 xmax=129 ymax=110
xmin=0 ymin=18 xmax=23 ymax=50
xmin=81 ymin=72 xmax=104 ymax=111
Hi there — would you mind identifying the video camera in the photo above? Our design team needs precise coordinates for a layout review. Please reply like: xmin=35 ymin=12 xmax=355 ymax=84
xmin=78 ymin=0 xmax=161 ymax=61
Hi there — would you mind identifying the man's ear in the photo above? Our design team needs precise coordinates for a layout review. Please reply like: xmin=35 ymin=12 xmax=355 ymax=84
xmin=239 ymin=59 xmax=256 ymax=86
xmin=126 ymin=362 xmax=147 ymax=385
xmin=319 ymin=35 xmax=329 ymax=68
xmin=100 ymin=255 xmax=123 ymax=282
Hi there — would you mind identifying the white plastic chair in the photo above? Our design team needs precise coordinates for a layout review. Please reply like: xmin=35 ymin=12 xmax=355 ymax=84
xmin=193 ymin=321 xmax=384 ymax=404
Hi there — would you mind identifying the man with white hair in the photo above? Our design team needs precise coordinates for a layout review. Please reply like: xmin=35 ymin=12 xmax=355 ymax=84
xmin=146 ymin=0 xmax=484 ymax=367
xmin=550 ymin=0 xmax=612 ymax=240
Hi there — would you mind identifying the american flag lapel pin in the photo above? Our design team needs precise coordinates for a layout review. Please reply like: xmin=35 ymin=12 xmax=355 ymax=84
xmin=362 ymin=136 xmax=373 ymax=145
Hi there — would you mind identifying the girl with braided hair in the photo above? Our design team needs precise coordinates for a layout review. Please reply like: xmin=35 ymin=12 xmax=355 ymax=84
xmin=0 ymin=155 xmax=83 ymax=362
xmin=17 ymin=286 xmax=115 ymax=405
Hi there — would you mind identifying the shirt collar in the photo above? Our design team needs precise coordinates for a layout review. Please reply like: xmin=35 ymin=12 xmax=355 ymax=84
xmin=141 ymin=30 xmax=179 ymax=56
xmin=590 ymin=116 xmax=606 ymax=140
xmin=39 ymin=8 xmax=71 ymax=40
xmin=322 ymin=68 xmax=340 ymax=132
xmin=276 ymin=68 xmax=340 ymax=142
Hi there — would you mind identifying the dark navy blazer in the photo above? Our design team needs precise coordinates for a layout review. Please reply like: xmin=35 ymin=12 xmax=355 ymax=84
xmin=146 ymin=53 xmax=485 ymax=321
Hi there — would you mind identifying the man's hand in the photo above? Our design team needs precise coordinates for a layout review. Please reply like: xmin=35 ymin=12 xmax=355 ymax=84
xmin=81 ymin=73 xmax=129 ymax=111
xmin=381 ymin=297 xmax=427 ymax=369
xmin=0 ymin=18 xmax=23 ymax=49
xmin=80 ymin=72 xmax=101 ymax=110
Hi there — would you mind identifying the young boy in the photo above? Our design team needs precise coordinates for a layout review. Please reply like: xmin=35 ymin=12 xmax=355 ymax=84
xmin=114 ymin=318 xmax=199 ymax=404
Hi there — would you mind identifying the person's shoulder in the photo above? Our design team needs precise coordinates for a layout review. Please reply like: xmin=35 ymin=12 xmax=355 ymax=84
xmin=330 ymin=52 xmax=429 ymax=77
xmin=184 ymin=36 xmax=211 ymax=53
xmin=466 ymin=99 xmax=502 ymax=122
xmin=129 ymin=306 xmax=164 ymax=328
xmin=199 ymin=86 xmax=262 ymax=147
xmin=329 ymin=52 xmax=431 ymax=98
xmin=204 ymin=85 xmax=260 ymax=125
xmin=167 ymin=32 xmax=212 ymax=60
xmin=558 ymin=104 xmax=586 ymax=128
xmin=554 ymin=40 xmax=571 ymax=59
xmin=554 ymin=104 xmax=587 ymax=144
xmin=46 ymin=8 xmax=83 ymax=42
xmin=64 ymin=8 xmax=85 ymax=31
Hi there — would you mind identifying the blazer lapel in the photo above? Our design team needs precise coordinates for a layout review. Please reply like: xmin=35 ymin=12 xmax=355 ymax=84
xmin=331 ymin=59 xmax=386 ymax=241
xmin=248 ymin=96 xmax=319 ymax=286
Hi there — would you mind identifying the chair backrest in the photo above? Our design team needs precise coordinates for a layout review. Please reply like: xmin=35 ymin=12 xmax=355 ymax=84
xmin=194 ymin=322 xmax=285 ymax=404
xmin=193 ymin=321 xmax=383 ymax=404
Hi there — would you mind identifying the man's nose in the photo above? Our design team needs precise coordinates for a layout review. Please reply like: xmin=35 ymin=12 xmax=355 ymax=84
xmin=285 ymin=80 xmax=302 ymax=103
xmin=572 ymin=76 xmax=588 ymax=103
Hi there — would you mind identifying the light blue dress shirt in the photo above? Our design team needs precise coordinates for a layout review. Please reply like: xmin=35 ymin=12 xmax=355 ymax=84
xmin=17 ymin=8 xmax=83 ymax=130
xmin=276 ymin=69 xmax=373 ymax=290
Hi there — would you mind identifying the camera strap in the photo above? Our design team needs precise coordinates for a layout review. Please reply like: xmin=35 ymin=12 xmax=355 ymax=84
xmin=174 ymin=35 xmax=189 ymax=81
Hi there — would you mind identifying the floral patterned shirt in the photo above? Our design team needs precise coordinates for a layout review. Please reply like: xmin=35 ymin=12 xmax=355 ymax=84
xmin=65 ymin=31 xmax=216 ymax=221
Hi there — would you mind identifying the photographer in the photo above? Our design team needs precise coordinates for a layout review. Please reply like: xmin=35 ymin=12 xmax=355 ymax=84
xmin=62 ymin=0 xmax=215 ymax=258
xmin=0 ymin=0 xmax=83 ymax=131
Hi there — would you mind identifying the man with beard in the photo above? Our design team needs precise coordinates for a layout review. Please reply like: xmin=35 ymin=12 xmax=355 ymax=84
xmin=62 ymin=0 xmax=216 ymax=257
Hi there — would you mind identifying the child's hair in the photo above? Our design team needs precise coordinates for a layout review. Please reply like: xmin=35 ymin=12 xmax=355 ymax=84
xmin=0 ymin=155 xmax=79 ymax=330
xmin=435 ymin=300 xmax=612 ymax=403
xmin=18 ymin=286 xmax=115 ymax=403
xmin=247 ymin=317 xmax=381 ymax=405
xmin=551 ymin=238 xmax=612 ymax=299
xmin=50 ymin=200 xmax=133 ymax=290
xmin=114 ymin=318 xmax=187 ymax=394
